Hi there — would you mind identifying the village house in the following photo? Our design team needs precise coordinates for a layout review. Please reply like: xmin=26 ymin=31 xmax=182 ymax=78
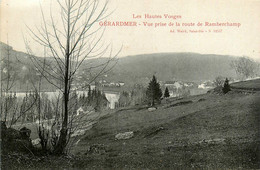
xmin=119 ymin=81 xmax=125 ymax=86
xmin=164 ymin=81 xmax=183 ymax=89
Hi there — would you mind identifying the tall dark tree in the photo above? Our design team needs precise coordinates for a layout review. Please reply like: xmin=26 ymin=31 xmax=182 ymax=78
xmin=164 ymin=87 xmax=170 ymax=98
xmin=146 ymin=75 xmax=162 ymax=106
xmin=222 ymin=78 xmax=231 ymax=94
xmin=87 ymin=85 xmax=92 ymax=104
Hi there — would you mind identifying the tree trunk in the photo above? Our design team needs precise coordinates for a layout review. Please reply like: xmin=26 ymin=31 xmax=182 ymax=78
xmin=54 ymin=57 xmax=69 ymax=155
xmin=53 ymin=68 xmax=69 ymax=154
xmin=53 ymin=2 xmax=71 ymax=154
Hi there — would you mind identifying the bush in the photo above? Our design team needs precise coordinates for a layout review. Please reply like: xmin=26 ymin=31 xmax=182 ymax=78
xmin=214 ymin=76 xmax=225 ymax=87
xmin=1 ymin=122 xmax=34 ymax=154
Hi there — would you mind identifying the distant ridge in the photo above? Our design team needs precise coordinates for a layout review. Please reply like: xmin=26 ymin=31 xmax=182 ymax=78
xmin=108 ymin=52 xmax=237 ymax=84
xmin=1 ymin=42 xmax=239 ymax=87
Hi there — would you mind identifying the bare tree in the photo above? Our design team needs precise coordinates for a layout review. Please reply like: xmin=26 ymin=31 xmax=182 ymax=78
xmin=1 ymin=40 xmax=37 ymax=128
xmin=24 ymin=0 xmax=120 ymax=154
xmin=1 ymin=40 xmax=16 ymax=122
xmin=230 ymin=56 xmax=259 ymax=80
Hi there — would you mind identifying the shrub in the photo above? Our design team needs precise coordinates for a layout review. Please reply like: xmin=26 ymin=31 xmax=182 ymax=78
xmin=214 ymin=76 xmax=225 ymax=87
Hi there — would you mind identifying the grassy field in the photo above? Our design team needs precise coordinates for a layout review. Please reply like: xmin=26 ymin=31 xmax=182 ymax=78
xmin=69 ymin=80 xmax=260 ymax=169
xmin=231 ymin=78 xmax=260 ymax=91
xmin=2 ymin=79 xmax=260 ymax=169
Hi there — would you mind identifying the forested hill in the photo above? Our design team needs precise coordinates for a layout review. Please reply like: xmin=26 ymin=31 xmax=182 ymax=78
xmin=108 ymin=53 xmax=237 ymax=84
xmin=1 ymin=42 xmax=238 ymax=88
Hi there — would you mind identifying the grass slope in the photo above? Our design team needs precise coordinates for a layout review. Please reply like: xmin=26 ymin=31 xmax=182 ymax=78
xmin=70 ymin=81 xmax=260 ymax=169
xmin=2 ymin=80 xmax=260 ymax=169
xmin=231 ymin=78 xmax=260 ymax=91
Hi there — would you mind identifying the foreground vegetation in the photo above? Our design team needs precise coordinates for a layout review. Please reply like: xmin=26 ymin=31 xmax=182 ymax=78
xmin=2 ymin=79 xmax=260 ymax=169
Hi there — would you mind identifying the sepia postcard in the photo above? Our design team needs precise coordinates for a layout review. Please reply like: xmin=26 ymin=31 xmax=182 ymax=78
xmin=0 ymin=0 xmax=259 ymax=169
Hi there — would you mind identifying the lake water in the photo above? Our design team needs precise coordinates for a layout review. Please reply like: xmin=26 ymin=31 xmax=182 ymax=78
xmin=4 ymin=87 xmax=208 ymax=110
xmin=4 ymin=90 xmax=120 ymax=109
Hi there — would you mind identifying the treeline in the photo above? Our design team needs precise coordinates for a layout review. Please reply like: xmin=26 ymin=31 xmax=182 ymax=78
xmin=116 ymin=75 xmax=189 ymax=108
xmin=78 ymin=87 xmax=108 ymax=112
xmin=2 ymin=88 xmax=108 ymax=126
xmin=116 ymin=84 xmax=146 ymax=108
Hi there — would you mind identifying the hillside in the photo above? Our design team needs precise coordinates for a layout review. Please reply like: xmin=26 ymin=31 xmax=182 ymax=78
xmin=70 ymin=79 xmax=259 ymax=169
xmin=2 ymin=79 xmax=260 ymax=169
xmin=109 ymin=53 xmax=237 ymax=84
xmin=231 ymin=78 xmax=260 ymax=91
xmin=71 ymin=79 xmax=259 ymax=168
xmin=1 ymin=42 xmax=238 ymax=91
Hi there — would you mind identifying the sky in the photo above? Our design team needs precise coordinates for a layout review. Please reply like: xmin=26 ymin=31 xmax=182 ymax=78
xmin=0 ymin=0 xmax=260 ymax=61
